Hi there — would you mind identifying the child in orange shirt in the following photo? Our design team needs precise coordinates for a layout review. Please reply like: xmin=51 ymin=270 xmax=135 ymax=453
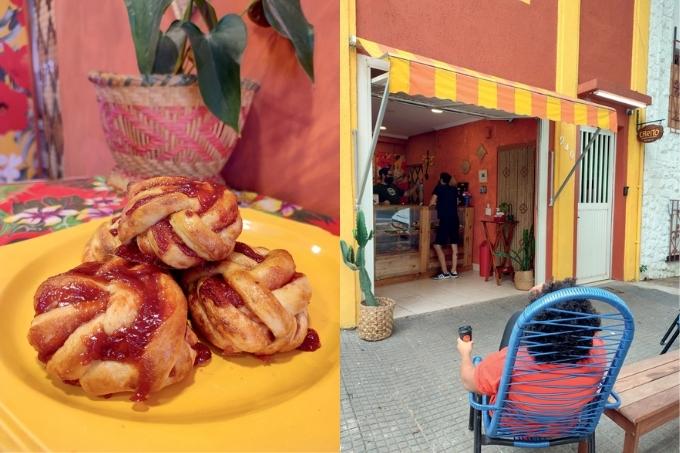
xmin=457 ymin=279 xmax=606 ymax=412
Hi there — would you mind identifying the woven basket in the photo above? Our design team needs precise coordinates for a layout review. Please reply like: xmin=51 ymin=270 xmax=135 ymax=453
xmin=88 ymin=72 xmax=259 ymax=191
xmin=357 ymin=297 xmax=396 ymax=341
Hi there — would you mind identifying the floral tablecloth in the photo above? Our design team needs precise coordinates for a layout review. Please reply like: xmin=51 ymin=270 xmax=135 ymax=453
xmin=0 ymin=177 xmax=338 ymax=245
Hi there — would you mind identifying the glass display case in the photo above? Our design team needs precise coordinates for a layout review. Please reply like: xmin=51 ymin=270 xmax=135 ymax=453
xmin=374 ymin=205 xmax=421 ymax=254
xmin=373 ymin=205 xmax=474 ymax=284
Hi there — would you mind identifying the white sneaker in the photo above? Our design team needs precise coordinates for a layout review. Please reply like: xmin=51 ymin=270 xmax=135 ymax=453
xmin=432 ymin=272 xmax=450 ymax=280
xmin=448 ymin=272 xmax=459 ymax=279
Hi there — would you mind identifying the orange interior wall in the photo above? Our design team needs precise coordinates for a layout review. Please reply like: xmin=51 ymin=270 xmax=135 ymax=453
xmin=405 ymin=119 xmax=537 ymax=265
xmin=356 ymin=0 xmax=557 ymax=90
xmin=55 ymin=0 xmax=338 ymax=217
xmin=219 ymin=0 xmax=339 ymax=217
xmin=374 ymin=137 xmax=408 ymax=190
xmin=55 ymin=0 xmax=135 ymax=177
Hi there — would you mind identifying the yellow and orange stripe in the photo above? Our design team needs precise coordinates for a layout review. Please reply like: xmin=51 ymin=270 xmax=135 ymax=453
xmin=356 ymin=37 xmax=617 ymax=132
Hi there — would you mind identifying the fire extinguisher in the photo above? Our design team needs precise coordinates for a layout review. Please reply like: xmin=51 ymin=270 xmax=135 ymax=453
xmin=479 ymin=240 xmax=492 ymax=278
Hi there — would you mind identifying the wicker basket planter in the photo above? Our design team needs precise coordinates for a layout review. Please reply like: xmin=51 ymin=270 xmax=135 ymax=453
xmin=514 ymin=270 xmax=535 ymax=291
xmin=88 ymin=72 xmax=258 ymax=191
xmin=357 ymin=297 xmax=396 ymax=341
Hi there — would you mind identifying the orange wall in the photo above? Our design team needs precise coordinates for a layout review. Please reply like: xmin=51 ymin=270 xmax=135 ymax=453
xmin=375 ymin=137 xmax=406 ymax=158
xmin=356 ymin=0 xmax=558 ymax=90
xmin=55 ymin=0 xmax=338 ymax=217
xmin=55 ymin=0 xmax=134 ymax=177
xmin=406 ymin=119 xmax=537 ymax=264
xmin=578 ymin=0 xmax=634 ymax=89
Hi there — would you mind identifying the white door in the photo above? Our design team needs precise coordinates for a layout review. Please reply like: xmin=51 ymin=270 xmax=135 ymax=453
xmin=576 ymin=127 xmax=615 ymax=283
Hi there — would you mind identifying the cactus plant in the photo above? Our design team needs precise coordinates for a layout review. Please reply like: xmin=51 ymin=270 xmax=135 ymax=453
xmin=340 ymin=210 xmax=379 ymax=307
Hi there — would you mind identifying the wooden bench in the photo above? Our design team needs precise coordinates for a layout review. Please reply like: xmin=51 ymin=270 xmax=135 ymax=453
xmin=603 ymin=354 xmax=679 ymax=453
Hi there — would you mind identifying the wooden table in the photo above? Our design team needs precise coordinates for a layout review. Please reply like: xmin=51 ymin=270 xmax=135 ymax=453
xmin=604 ymin=354 xmax=679 ymax=453
xmin=481 ymin=219 xmax=517 ymax=285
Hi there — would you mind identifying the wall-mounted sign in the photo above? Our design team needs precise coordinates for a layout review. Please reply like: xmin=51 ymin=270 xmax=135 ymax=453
xmin=637 ymin=124 xmax=664 ymax=143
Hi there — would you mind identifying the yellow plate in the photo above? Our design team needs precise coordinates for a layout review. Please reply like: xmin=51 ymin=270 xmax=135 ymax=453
xmin=0 ymin=209 xmax=339 ymax=452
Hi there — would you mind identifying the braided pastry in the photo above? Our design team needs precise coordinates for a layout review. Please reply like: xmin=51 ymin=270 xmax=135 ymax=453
xmin=116 ymin=176 xmax=242 ymax=269
xmin=82 ymin=216 xmax=121 ymax=262
xmin=27 ymin=258 xmax=207 ymax=401
xmin=183 ymin=242 xmax=315 ymax=355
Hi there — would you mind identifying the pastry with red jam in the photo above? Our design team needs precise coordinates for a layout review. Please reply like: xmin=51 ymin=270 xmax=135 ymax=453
xmin=115 ymin=176 xmax=242 ymax=269
xmin=183 ymin=242 xmax=317 ymax=356
xmin=82 ymin=215 xmax=121 ymax=262
xmin=27 ymin=258 xmax=206 ymax=401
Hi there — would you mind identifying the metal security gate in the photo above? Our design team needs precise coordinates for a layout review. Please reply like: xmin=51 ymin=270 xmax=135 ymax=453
xmin=576 ymin=127 xmax=615 ymax=283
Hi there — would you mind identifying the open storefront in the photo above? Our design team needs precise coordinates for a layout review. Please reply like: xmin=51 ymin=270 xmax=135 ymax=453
xmin=350 ymin=38 xmax=619 ymax=319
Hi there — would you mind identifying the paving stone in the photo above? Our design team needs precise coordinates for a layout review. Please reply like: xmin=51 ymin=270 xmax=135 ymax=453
xmin=340 ymin=282 xmax=680 ymax=452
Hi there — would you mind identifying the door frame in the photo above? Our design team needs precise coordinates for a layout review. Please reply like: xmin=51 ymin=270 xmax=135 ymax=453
xmin=356 ymin=54 xmax=389 ymax=289
xmin=575 ymin=125 xmax=617 ymax=283
xmin=535 ymin=119 xmax=549 ymax=285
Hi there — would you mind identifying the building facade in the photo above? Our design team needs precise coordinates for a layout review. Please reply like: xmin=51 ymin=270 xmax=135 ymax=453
xmin=640 ymin=0 xmax=680 ymax=279
xmin=340 ymin=0 xmax=655 ymax=326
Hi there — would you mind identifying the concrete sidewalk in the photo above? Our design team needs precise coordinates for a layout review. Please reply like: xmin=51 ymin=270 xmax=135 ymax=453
xmin=340 ymin=282 xmax=680 ymax=452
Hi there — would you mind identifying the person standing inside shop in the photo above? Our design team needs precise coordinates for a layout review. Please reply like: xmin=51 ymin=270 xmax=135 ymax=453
xmin=373 ymin=167 xmax=405 ymax=205
xmin=430 ymin=172 xmax=459 ymax=280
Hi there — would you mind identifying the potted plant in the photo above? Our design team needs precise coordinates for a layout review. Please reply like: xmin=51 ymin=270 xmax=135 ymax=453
xmin=340 ymin=211 xmax=395 ymax=341
xmin=89 ymin=0 xmax=314 ymax=190
xmin=499 ymin=202 xmax=513 ymax=222
xmin=496 ymin=226 xmax=535 ymax=290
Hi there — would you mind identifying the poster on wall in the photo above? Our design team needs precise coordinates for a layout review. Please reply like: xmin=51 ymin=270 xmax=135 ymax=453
xmin=0 ymin=0 xmax=38 ymax=182
xmin=375 ymin=151 xmax=409 ymax=192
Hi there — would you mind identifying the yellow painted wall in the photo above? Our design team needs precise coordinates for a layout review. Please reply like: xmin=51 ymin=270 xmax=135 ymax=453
xmin=623 ymin=0 xmax=651 ymax=281
xmin=551 ymin=0 xmax=580 ymax=279
xmin=340 ymin=0 xmax=359 ymax=328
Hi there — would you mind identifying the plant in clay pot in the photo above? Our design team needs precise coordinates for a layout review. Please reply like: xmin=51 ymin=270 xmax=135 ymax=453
xmin=496 ymin=226 xmax=535 ymax=291
xmin=89 ymin=0 xmax=314 ymax=190
xmin=341 ymin=211 xmax=395 ymax=341
xmin=499 ymin=202 xmax=513 ymax=222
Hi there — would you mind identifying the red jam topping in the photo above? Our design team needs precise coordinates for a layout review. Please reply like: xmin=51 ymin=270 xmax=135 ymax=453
xmin=297 ymin=328 xmax=321 ymax=352
xmin=74 ymin=261 xmax=171 ymax=401
xmin=234 ymin=242 xmax=265 ymax=263
xmin=151 ymin=219 xmax=199 ymax=257
xmin=192 ymin=342 xmax=212 ymax=366
xmin=125 ymin=179 xmax=226 ymax=216
xmin=177 ymin=180 xmax=225 ymax=214
xmin=199 ymin=276 xmax=244 ymax=308
xmin=109 ymin=228 xmax=119 ymax=237
xmin=125 ymin=194 xmax=163 ymax=215
xmin=35 ymin=281 xmax=107 ymax=314
xmin=115 ymin=241 xmax=157 ymax=265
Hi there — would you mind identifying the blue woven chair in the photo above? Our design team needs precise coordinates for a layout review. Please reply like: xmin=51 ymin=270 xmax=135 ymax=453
xmin=467 ymin=287 xmax=635 ymax=452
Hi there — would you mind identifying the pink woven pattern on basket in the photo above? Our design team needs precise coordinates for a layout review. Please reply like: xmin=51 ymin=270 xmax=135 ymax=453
xmin=98 ymin=103 xmax=242 ymax=163
xmin=89 ymin=72 xmax=258 ymax=182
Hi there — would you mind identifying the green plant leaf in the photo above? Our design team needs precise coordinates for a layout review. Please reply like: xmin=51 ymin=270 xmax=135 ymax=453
xmin=181 ymin=15 xmax=247 ymax=130
xmin=340 ymin=240 xmax=358 ymax=269
xmin=153 ymin=20 xmax=186 ymax=74
xmin=359 ymin=268 xmax=378 ymax=306
xmin=194 ymin=0 xmax=217 ymax=29
xmin=262 ymin=0 xmax=315 ymax=81
xmin=124 ymin=0 xmax=174 ymax=74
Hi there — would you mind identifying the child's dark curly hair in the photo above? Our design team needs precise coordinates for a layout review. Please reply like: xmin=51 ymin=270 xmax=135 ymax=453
xmin=526 ymin=278 xmax=601 ymax=364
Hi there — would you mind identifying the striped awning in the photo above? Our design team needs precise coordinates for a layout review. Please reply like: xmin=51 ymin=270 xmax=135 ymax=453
xmin=356 ymin=38 xmax=618 ymax=132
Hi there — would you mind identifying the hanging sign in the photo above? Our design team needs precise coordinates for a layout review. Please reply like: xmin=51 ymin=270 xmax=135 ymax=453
xmin=637 ymin=124 xmax=664 ymax=143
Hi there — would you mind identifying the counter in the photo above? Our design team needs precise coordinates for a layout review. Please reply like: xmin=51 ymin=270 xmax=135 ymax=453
xmin=374 ymin=204 xmax=473 ymax=285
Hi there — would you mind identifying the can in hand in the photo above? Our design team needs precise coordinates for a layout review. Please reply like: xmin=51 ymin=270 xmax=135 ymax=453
xmin=458 ymin=325 xmax=472 ymax=342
